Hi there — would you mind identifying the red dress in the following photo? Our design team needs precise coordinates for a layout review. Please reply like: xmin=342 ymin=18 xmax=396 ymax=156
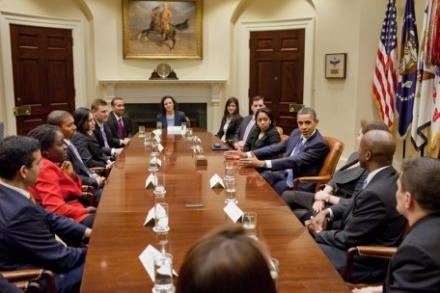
xmin=28 ymin=157 xmax=88 ymax=223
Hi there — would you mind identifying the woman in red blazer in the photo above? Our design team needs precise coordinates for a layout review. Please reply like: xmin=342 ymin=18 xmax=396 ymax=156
xmin=27 ymin=124 xmax=96 ymax=228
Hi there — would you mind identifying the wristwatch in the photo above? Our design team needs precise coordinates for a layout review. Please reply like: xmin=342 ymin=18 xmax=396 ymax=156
xmin=325 ymin=195 xmax=331 ymax=204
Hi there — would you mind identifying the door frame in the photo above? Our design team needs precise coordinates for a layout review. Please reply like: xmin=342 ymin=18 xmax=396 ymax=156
xmin=0 ymin=11 xmax=87 ymax=135
xmin=238 ymin=17 xmax=314 ymax=111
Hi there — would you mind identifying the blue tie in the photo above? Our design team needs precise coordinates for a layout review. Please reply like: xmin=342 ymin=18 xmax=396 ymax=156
xmin=362 ymin=179 xmax=368 ymax=190
xmin=286 ymin=138 xmax=303 ymax=188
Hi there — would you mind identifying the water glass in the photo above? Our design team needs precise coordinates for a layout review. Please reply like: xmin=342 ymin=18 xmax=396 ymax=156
xmin=151 ymin=139 xmax=159 ymax=156
xmin=154 ymin=253 xmax=174 ymax=292
xmin=242 ymin=212 xmax=257 ymax=240
xmin=269 ymin=258 xmax=279 ymax=288
xmin=224 ymin=178 xmax=237 ymax=204
xmin=181 ymin=122 xmax=187 ymax=133
xmin=156 ymin=121 xmax=163 ymax=130
xmin=186 ymin=128 xmax=193 ymax=138
xmin=224 ymin=161 xmax=234 ymax=180
xmin=154 ymin=172 xmax=166 ymax=193
xmin=144 ymin=132 xmax=151 ymax=146
xmin=138 ymin=126 xmax=146 ymax=137
xmin=153 ymin=203 xmax=169 ymax=233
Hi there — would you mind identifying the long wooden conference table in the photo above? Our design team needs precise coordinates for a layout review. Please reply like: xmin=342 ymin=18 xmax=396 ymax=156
xmin=80 ymin=129 xmax=350 ymax=293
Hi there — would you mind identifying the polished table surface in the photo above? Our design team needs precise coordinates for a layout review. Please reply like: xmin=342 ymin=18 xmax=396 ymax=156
xmin=80 ymin=129 xmax=350 ymax=293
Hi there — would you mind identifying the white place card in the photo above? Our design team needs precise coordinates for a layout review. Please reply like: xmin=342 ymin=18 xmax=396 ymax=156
xmin=145 ymin=174 xmax=156 ymax=189
xmin=150 ymin=157 xmax=158 ymax=165
xmin=167 ymin=126 xmax=181 ymax=134
xmin=139 ymin=245 xmax=178 ymax=282
xmin=153 ymin=135 xmax=161 ymax=143
xmin=224 ymin=202 xmax=244 ymax=223
xmin=209 ymin=174 xmax=224 ymax=188
xmin=158 ymin=143 xmax=164 ymax=153
xmin=152 ymin=129 xmax=162 ymax=136
xmin=143 ymin=207 xmax=155 ymax=226
xmin=156 ymin=158 xmax=162 ymax=166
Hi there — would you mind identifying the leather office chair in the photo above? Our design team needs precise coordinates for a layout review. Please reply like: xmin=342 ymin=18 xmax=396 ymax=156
xmin=185 ymin=116 xmax=191 ymax=128
xmin=81 ymin=185 xmax=97 ymax=207
xmin=341 ymin=222 xmax=410 ymax=290
xmin=292 ymin=136 xmax=344 ymax=192
xmin=275 ymin=126 xmax=283 ymax=136
xmin=1 ymin=269 xmax=56 ymax=293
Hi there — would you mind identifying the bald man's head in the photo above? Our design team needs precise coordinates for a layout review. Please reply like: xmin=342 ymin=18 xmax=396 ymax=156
xmin=359 ymin=130 xmax=395 ymax=170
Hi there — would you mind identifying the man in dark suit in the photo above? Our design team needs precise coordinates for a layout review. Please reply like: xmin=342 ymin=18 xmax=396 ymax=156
xmin=232 ymin=96 xmax=265 ymax=151
xmin=306 ymin=130 xmax=406 ymax=284
xmin=0 ymin=136 xmax=91 ymax=293
xmin=107 ymin=97 xmax=133 ymax=141
xmin=234 ymin=107 xmax=328 ymax=195
xmin=91 ymin=99 xmax=129 ymax=149
xmin=353 ymin=157 xmax=440 ymax=293
xmin=47 ymin=110 xmax=105 ymax=199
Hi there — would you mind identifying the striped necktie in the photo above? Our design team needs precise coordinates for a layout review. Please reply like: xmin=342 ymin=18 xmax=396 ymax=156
xmin=67 ymin=143 xmax=93 ymax=176
xmin=118 ymin=118 xmax=125 ymax=139
xmin=100 ymin=126 xmax=110 ymax=148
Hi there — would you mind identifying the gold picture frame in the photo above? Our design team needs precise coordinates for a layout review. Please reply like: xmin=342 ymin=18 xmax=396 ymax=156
xmin=325 ymin=53 xmax=347 ymax=79
xmin=122 ymin=0 xmax=203 ymax=59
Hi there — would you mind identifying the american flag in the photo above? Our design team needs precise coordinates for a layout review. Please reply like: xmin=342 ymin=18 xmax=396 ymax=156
xmin=373 ymin=0 xmax=397 ymax=129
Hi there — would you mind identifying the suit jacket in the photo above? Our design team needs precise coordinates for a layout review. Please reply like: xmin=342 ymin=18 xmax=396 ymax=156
xmin=0 ymin=274 xmax=23 ymax=293
xmin=384 ymin=213 xmax=440 ymax=293
xmin=28 ymin=157 xmax=88 ymax=223
xmin=215 ymin=115 xmax=243 ymax=142
xmin=107 ymin=111 xmax=132 ymax=139
xmin=243 ymin=125 xmax=280 ymax=157
xmin=327 ymin=152 xmax=367 ymax=197
xmin=156 ymin=111 xmax=187 ymax=128
xmin=71 ymin=132 xmax=107 ymax=168
xmin=93 ymin=120 xmax=122 ymax=148
xmin=253 ymin=129 xmax=328 ymax=190
xmin=0 ymin=184 xmax=86 ymax=273
xmin=316 ymin=167 xmax=405 ymax=250
xmin=65 ymin=141 xmax=99 ymax=189
xmin=233 ymin=115 xmax=255 ymax=143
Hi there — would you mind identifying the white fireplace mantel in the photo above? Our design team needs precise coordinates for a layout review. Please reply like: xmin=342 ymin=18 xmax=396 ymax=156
xmin=99 ymin=79 xmax=227 ymax=133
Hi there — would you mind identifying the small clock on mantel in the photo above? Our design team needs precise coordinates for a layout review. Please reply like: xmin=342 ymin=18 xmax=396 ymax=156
xmin=149 ymin=63 xmax=179 ymax=80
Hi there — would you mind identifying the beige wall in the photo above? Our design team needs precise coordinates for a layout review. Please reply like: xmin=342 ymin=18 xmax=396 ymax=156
xmin=0 ymin=0 xmax=430 ymax=166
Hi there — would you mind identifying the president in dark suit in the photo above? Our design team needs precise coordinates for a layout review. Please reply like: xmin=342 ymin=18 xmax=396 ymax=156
xmin=232 ymin=96 xmax=265 ymax=151
xmin=353 ymin=157 xmax=440 ymax=293
xmin=230 ymin=107 xmax=328 ymax=195
xmin=0 ymin=136 xmax=91 ymax=293
xmin=107 ymin=97 xmax=133 ymax=140
xmin=306 ymin=130 xmax=406 ymax=284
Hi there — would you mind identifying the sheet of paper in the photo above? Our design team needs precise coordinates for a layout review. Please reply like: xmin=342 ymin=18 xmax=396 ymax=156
xmin=139 ymin=245 xmax=178 ymax=282
xmin=153 ymin=135 xmax=161 ymax=142
xmin=209 ymin=174 xmax=224 ymax=188
xmin=145 ymin=174 xmax=155 ymax=189
xmin=167 ymin=126 xmax=181 ymax=134
xmin=152 ymin=129 xmax=162 ymax=136
xmin=143 ymin=207 xmax=155 ymax=226
xmin=156 ymin=158 xmax=162 ymax=166
xmin=158 ymin=144 xmax=164 ymax=153
xmin=224 ymin=202 xmax=244 ymax=223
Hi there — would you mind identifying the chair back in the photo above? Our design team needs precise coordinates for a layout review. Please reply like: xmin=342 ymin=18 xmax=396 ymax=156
xmin=185 ymin=116 xmax=191 ymax=128
xmin=275 ymin=126 xmax=283 ymax=136
xmin=313 ymin=136 xmax=345 ymax=192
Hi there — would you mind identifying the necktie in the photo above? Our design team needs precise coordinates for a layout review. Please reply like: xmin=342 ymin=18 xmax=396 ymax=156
xmin=362 ymin=179 xmax=368 ymax=190
xmin=286 ymin=138 xmax=303 ymax=188
xmin=242 ymin=117 xmax=255 ymax=143
xmin=118 ymin=118 xmax=125 ymax=139
xmin=67 ymin=143 xmax=92 ymax=176
xmin=100 ymin=126 xmax=110 ymax=148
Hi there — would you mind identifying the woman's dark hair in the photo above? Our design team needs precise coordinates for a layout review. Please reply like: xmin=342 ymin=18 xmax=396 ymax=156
xmin=176 ymin=224 xmax=277 ymax=293
xmin=160 ymin=95 xmax=178 ymax=115
xmin=27 ymin=124 xmax=58 ymax=152
xmin=73 ymin=107 xmax=92 ymax=134
xmin=255 ymin=108 xmax=275 ymax=129
xmin=222 ymin=97 xmax=240 ymax=120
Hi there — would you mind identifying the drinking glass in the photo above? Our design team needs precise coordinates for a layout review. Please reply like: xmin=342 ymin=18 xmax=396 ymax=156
xmin=181 ymin=122 xmax=187 ymax=133
xmin=269 ymin=258 xmax=279 ymax=288
xmin=138 ymin=126 xmax=146 ymax=137
xmin=224 ymin=161 xmax=234 ymax=180
xmin=224 ymin=178 xmax=237 ymax=204
xmin=153 ymin=203 xmax=169 ymax=233
xmin=151 ymin=139 xmax=159 ymax=156
xmin=156 ymin=121 xmax=163 ymax=130
xmin=154 ymin=172 xmax=166 ymax=194
xmin=154 ymin=253 xmax=174 ymax=292
xmin=242 ymin=212 xmax=257 ymax=240
xmin=144 ymin=132 xmax=151 ymax=146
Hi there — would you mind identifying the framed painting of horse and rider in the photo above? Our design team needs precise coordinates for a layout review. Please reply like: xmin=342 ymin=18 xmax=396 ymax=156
xmin=123 ymin=0 xmax=203 ymax=59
